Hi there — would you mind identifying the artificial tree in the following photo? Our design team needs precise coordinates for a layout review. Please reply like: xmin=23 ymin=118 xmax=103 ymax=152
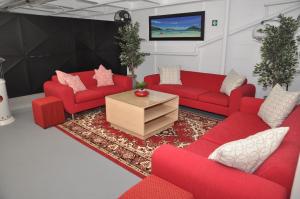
xmin=116 ymin=22 xmax=146 ymax=82
xmin=253 ymin=14 xmax=300 ymax=90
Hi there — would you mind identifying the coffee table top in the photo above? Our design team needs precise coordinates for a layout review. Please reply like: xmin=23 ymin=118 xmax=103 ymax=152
xmin=105 ymin=89 xmax=178 ymax=108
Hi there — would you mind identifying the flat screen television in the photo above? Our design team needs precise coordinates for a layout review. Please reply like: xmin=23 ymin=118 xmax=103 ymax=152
xmin=149 ymin=11 xmax=205 ymax=41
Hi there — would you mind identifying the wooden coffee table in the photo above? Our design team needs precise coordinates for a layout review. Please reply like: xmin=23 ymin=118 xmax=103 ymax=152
xmin=105 ymin=89 xmax=179 ymax=140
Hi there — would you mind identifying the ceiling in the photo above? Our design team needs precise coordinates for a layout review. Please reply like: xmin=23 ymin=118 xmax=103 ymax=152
xmin=0 ymin=0 xmax=204 ymax=19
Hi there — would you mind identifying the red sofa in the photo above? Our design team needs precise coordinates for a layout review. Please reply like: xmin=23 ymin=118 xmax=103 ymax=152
xmin=44 ymin=70 xmax=132 ymax=115
xmin=144 ymin=70 xmax=255 ymax=116
xmin=149 ymin=97 xmax=300 ymax=199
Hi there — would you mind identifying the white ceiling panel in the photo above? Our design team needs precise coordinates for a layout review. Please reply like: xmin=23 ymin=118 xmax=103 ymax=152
xmin=0 ymin=0 xmax=207 ymax=19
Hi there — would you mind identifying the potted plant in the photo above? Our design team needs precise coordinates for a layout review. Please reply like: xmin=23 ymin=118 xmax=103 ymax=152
xmin=134 ymin=81 xmax=149 ymax=97
xmin=116 ymin=22 xmax=146 ymax=86
xmin=135 ymin=81 xmax=147 ymax=90
xmin=253 ymin=14 xmax=300 ymax=90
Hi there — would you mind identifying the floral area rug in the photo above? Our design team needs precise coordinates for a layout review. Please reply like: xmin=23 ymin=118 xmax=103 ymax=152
xmin=56 ymin=108 xmax=221 ymax=178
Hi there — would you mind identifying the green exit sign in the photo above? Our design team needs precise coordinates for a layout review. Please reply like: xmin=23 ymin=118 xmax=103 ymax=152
xmin=212 ymin=20 xmax=218 ymax=26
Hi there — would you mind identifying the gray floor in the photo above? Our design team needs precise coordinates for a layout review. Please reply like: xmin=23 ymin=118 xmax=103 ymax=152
xmin=0 ymin=108 xmax=139 ymax=199
xmin=0 ymin=106 xmax=224 ymax=199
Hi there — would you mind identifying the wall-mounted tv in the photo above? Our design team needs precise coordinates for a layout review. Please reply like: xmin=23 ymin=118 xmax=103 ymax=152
xmin=149 ymin=11 xmax=205 ymax=41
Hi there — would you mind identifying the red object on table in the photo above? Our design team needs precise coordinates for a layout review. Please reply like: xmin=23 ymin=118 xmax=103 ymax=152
xmin=32 ymin=96 xmax=65 ymax=128
xmin=119 ymin=175 xmax=194 ymax=199
xmin=134 ymin=89 xmax=149 ymax=97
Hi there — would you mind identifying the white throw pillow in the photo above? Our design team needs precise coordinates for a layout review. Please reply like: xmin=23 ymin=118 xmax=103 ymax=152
xmin=208 ymin=127 xmax=289 ymax=173
xmin=159 ymin=66 xmax=182 ymax=85
xmin=220 ymin=69 xmax=246 ymax=95
xmin=258 ymin=84 xmax=299 ymax=128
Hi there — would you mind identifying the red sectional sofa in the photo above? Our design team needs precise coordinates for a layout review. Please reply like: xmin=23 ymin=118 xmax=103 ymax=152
xmin=44 ymin=70 xmax=132 ymax=115
xmin=144 ymin=70 xmax=256 ymax=116
xmin=149 ymin=97 xmax=300 ymax=199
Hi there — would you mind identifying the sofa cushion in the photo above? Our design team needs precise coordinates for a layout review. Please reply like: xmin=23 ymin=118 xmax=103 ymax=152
xmin=65 ymin=75 xmax=87 ymax=94
xmin=150 ymin=85 xmax=208 ymax=100
xmin=52 ymin=70 xmax=97 ymax=88
xmin=159 ymin=66 xmax=182 ymax=85
xmin=198 ymin=92 xmax=229 ymax=107
xmin=202 ymin=112 xmax=269 ymax=145
xmin=254 ymin=142 xmax=299 ymax=191
xmin=258 ymin=84 xmax=299 ymax=128
xmin=180 ymin=71 xmax=225 ymax=92
xmin=208 ymin=127 xmax=289 ymax=173
xmin=92 ymin=85 xmax=125 ymax=97
xmin=75 ymin=90 xmax=103 ymax=103
xmin=55 ymin=70 xmax=71 ymax=85
xmin=186 ymin=139 xmax=220 ymax=157
xmin=150 ymin=85 xmax=180 ymax=96
xmin=93 ymin=65 xmax=114 ymax=87
xmin=220 ymin=69 xmax=246 ymax=96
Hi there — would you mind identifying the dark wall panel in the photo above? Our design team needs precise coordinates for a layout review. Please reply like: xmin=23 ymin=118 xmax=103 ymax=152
xmin=0 ymin=12 xmax=123 ymax=98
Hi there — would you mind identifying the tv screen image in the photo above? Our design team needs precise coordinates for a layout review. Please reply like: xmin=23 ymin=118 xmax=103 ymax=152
xmin=149 ymin=11 xmax=205 ymax=41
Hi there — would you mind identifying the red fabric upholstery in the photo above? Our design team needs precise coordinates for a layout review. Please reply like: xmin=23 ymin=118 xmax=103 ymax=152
xmin=197 ymin=92 xmax=229 ymax=106
xmin=185 ymin=138 xmax=219 ymax=157
xmin=240 ymin=97 xmax=264 ymax=114
xmin=92 ymin=85 xmax=126 ymax=97
xmin=229 ymin=84 xmax=256 ymax=113
xmin=44 ymin=70 xmax=132 ymax=114
xmin=180 ymin=70 xmax=225 ymax=92
xmin=122 ymin=98 xmax=300 ymax=199
xmin=151 ymin=145 xmax=288 ymax=199
xmin=32 ymin=96 xmax=65 ymax=128
xmin=201 ymin=112 xmax=269 ymax=145
xmin=52 ymin=70 xmax=97 ymax=88
xmin=180 ymin=97 xmax=229 ymax=116
xmin=75 ymin=90 xmax=103 ymax=103
xmin=145 ymin=70 xmax=255 ymax=116
xmin=119 ymin=175 xmax=194 ymax=199
xmin=151 ymin=85 xmax=208 ymax=100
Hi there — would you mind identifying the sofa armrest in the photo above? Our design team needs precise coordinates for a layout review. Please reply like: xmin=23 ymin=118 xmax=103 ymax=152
xmin=152 ymin=144 xmax=287 ymax=199
xmin=228 ymin=84 xmax=256 ymax=115
xmin=113 ymin=74 xmax=132 ymax=90
xmin=240 ymin=97 xmax=264 ymax=114
xmin=43 ymin=81 xmax=75 ymax=113
xmin=144 ymin=74 xmax=160 ymax=88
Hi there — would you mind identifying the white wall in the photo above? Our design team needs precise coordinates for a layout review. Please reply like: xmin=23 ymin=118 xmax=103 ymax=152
xmin=96 ymin=0 xmax=300 ymax=97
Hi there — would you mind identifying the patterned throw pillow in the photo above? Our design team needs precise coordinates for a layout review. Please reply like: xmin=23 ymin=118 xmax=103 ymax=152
xmin=93 ymin=65 xmax=114 ymax=87
xmin=258 ymin=84 xmax=299 ymax=128
xmin=220 ymin=69 xmax=246 ymax=96
xmin=65 ymin=75 xmax=87 ymax=93
xmin=56 ymin=70 xmax=72 ymax=85
xmin=159 ymin=66 xmax=182 ymax=85
xmin=208 ymin=127 xmax=289 ymax=173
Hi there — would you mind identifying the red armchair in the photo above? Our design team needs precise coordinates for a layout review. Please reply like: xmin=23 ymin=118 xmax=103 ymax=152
xmin=144 ymin=71 xmax=255 ymax=116
xmin=44 ymin=70 xmax=132 ymax=115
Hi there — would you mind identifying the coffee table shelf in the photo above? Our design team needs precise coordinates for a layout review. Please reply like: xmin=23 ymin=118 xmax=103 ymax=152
xmin=106 ymin=90 xmax=179 ymax=140
xmin=145 ymin=104 xmax=177 ymax=122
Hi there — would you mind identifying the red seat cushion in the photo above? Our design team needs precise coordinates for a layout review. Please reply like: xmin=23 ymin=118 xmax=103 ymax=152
xmin=119 ymin=175 xmax=194 ymax=199
xmin=186 ymin=139 xmax=220 ymax=157
xmin=202 ymin=112 xmax=269 ymax=145
xmin=75 ymin=90 xmax=103 ymax=103
xmin=92 ymin=85 xmax=126 ymax=96
xmin=254 ymin=142 xmax=299 ymax=191
xmin=150 ymin=85 xmax=208 ymax=100
xmin=75 ymin=86 xmax=125 ymax=104
xmin=197 ymin=92 xmax=229 ymax=106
